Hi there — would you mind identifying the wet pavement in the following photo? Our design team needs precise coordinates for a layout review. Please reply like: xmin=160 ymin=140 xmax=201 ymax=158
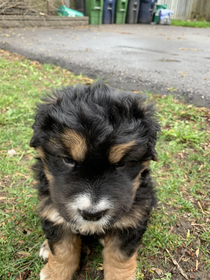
xmin=0 ymin=24 xmax=210 ymax=108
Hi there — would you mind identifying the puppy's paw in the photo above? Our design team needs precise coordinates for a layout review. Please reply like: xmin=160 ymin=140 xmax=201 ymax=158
xmin=40 ymin=270 xmax=48 ymax=280
xmin=39 ymin=240 xmax=50 ymax=260
xmin=98 ymin=237 xmax=105 ymax=246
xmin=40 ymin=265 xmax=53 ymax=280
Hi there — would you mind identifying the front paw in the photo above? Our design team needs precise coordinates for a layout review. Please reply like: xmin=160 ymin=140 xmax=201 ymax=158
xmin=39 ymin=240 xmax=50 ymax=260
xmin=40 ymin=269 xmax=48 ymax=280
xmin=40 ymin=258 xmax=76 ymax=280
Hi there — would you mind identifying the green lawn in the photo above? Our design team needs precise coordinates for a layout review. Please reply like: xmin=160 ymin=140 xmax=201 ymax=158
xmin=171 ymin=19 xmax=210 ymax=28
xmin=0 ymin=50 xmax=210 ymax=280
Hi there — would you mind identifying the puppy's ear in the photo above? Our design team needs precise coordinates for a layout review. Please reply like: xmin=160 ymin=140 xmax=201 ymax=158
xmin=30 ymin=93 xmax=59 ymax=148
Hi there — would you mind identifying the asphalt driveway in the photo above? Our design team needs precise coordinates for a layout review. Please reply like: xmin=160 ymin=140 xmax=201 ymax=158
xmin=0 ymin=24 xmax=210 ymax=108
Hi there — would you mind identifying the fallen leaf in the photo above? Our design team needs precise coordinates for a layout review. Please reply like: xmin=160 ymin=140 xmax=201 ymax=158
xmin=97 ymin=263 xmax=104 ymax=270
xmin=196 ymin=260 xmax=199 ymax=271
xmin=151 ymin=268 xmax=163 ymax=276
xmin=179 ymin=71 xmax=186 ymax=78
xmin=17 ymin=240 xmax=25 ymax=244
xmin=17 ymin=252 xmax=31 ymax=257
xmin=168 ymin=87 xmax=177 ymax=92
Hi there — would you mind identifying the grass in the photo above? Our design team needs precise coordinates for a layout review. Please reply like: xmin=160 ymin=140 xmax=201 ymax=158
xmin=0 ymin=50 xmax=210 ymax=280
xmin=171 ymin=19 xmax=210 ymax=28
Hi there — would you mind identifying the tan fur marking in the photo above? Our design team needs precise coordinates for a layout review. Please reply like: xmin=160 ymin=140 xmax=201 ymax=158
xmin=38 ymin=200 xmax=66 ymax=226
xmin=113 ymin=205 xmax=145 ymax=230
xmin=36 ymin=148 xmax=54 ymax=185
xmin=62 ymin=129 xmax=87 ymax=161
xmin=103 ymin=235 xmax=137 ymax=280
xmin=109 ymin=140 xmax=136 ymax=164
xmin=36 ymin=147 xmax=45 ymax=159
xmin=132 ymin=161 xmax=150 ymax=197
xmin=43 ymin=164 xmax=54 ymax=186
xmin=40 ymin=233 xmax=81 ymax=280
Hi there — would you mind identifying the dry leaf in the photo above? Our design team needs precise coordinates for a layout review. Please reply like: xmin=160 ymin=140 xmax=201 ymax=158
xmin=151 ymin=268 xmax=163 ymax=276
xmin=196 ymin=260 xmax=199 ymax=271
xmin=97 ymin=263 xmax=104 ymax=270
xmin=17 ymin=252 xmax=31 ymax=257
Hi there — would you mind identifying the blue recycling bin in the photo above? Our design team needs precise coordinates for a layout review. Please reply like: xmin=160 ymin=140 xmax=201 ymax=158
xmin=138 ymin=0 xmax=157 ymax=23
xmin=103 ymin=0 xmax=116 ymax=24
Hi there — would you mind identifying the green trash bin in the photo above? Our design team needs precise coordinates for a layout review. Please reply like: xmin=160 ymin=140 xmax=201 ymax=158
xmin=115 ymin=0 xmax=128 ymax=24
xmin=153 ymin=4 xmax=167 ymax=23
xmin=86 ymin=0 xmax=103 ymax=25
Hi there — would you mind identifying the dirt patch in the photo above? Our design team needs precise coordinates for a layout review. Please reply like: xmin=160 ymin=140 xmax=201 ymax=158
xmin=0 ymin=49 xmax=25 ymax=62
xmin=0 ymin=175 xmax=12 ymax=196
xmin=203 ymin=109 xmax=210 ymax=130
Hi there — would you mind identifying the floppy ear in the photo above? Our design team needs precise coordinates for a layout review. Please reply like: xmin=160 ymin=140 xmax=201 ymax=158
xmin=30 ymin=93 xmax=59 ymax=148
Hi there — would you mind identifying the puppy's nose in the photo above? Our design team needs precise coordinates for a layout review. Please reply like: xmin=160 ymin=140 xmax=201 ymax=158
xmin=79 ymin=209 xmax=107 ymax=222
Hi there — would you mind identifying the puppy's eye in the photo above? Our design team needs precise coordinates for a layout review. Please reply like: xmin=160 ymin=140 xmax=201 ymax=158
xmin=115 ymin=162 xmax=126 ymax=168
xmin=63 ymin=157 xmax=75 ymax=167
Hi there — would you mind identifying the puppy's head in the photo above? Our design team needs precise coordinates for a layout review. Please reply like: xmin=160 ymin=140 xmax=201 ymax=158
xmin=30 ymin=82 xmax=160 ymax=234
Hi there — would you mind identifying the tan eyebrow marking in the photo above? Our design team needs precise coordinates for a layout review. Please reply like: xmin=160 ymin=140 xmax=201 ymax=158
xmin=61 ymin=129 xmax=87 ymax=161
xmin=108 ymin=140 xmax=136 ymax=164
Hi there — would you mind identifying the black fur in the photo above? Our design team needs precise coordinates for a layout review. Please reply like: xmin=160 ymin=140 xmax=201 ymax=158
xmin=41 ymin=219 xmax=64 ymax=253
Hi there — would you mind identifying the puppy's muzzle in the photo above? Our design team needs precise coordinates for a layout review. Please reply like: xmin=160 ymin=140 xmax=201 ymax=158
xmin=79 ymin=209 xmax=108 ymax=222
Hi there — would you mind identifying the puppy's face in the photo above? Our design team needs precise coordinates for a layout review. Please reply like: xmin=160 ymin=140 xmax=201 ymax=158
xmin=30 ymin=83 xmax=159 ymax=234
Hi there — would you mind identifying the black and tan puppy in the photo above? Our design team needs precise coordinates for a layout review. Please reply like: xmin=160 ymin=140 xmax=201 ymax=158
xmin=30 ymin=81 xmax=160 ymax=280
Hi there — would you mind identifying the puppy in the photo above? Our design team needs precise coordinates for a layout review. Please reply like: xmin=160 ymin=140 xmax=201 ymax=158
xmin=30 ymin=81 xmax=160 ymax=280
